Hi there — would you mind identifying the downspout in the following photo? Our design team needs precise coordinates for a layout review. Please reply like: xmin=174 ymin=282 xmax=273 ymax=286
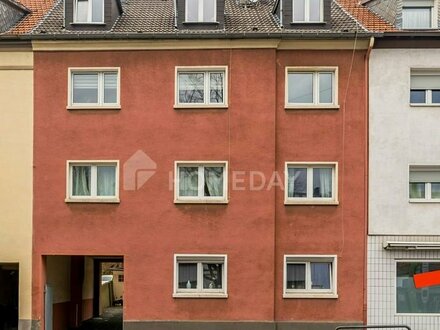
xmin=363 ymin=35 xmax=374 ymax=325
xmin=63 ymin=0 xmax=66 ymax=28
xmin=280 ymin=0 xmax=283 ymax=28
xmin=173 ymin=0 xmax=178 ymax=28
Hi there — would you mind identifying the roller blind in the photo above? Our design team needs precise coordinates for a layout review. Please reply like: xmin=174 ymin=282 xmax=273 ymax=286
xmin=411 ymin=74 xmax=440 ymax=89
xmin=410 ymin=170 xmax=440 ymax=182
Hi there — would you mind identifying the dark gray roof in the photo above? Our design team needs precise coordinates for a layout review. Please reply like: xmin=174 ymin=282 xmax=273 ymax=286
xmin=33 ymin=0 xmax=368 ymax=37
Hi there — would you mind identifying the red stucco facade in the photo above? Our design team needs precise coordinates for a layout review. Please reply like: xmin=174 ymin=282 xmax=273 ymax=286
xmin=33 ymin=46 xmax=367 ymax=329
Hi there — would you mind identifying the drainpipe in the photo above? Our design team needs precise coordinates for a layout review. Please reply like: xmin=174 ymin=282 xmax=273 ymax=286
xmin=363 ymin=35 xmax=374 ymax=325
xmin=280 ymin=0 xmax=283 ymax=28
xmin=173 ymin=0 xmax=178 ymax=28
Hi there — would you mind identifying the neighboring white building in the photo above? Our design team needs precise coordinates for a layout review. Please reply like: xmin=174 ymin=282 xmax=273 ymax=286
xmin=369 ymin=45 xmax=440 ymax=330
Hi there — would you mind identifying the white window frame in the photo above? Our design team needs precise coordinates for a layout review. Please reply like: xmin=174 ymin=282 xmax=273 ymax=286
xmin=185 ymin=0 xmax=217 ymax=22
xmin=173 ymin=254 xmax=227 ymax=298
xmin=65 ymin=160 xmax=120 ymax=203
xmin=284 ymin=162 xmax=338 ymax=205
xmin=283 ymin=255 xmax=337 ymax=299
xmin=402 ymin=0 xmax=437 ymax=29
xmin=292 ymin=0 xmax=324 ymax=23
xmin=73 ymin=0 xmax=105 ymax=24
xmin=285 ymin=67 xmax=339 ymax=109
xmin=67 ymin=68 xmax=121 ymax=110
xmin=174 ymin=161 xmax=228 ymax=204
xmin=410 ymin=69 xmax=440 ymax=106
xmin=408 ymin=165 xmax=440 ymax=203
xmin=174 ymin=66 xmax=228 ymax=108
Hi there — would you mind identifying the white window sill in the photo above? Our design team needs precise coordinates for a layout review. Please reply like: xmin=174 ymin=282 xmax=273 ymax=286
xmin=290 ymin=21 xmax=326 ymax=24
xmin=285 ymin=105 xmax=340 ymax=110
xmin=284 ymin=199 xmax=339 ymax=206
xmin=65 ymin=198 xmax=120 ymax=204
xmin=410 ymin=103 xmax=440 ymax=107
xmin=174 ymin=199 xmax=229 ymax=204
xmin=67 ymin=105 xmax=121 ymax=110
xmin=173 ymin=293 xmax=227 ymax=299
xmin=283 ymin=293 xmax=338 ymax=299
xmin=182 ymin=21 xmax=220 ymax=24
xmin=174 ymin=104 xmax=228 ymax=109
xmin=409 ymin=199 xmax=440 ymax=203
xmin=70 ymin=22 xmax=106 ymax=26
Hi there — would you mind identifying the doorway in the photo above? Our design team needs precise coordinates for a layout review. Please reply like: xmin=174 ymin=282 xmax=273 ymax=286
xmin=0 ymin=263 xmax=19 ymax=330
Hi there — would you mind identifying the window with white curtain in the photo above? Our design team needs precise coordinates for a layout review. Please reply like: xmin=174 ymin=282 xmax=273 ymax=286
xmin=174 ymin=254 xmax=227 ymax=298
xmin=410 ymin=70 xmax=440 ymax=105
xmin=409 ymin=166 xmax=440 ymax=201
xmin=185 ymin=0 xmax=217 ymax=22
xmin=69 ymin=69 xmax=120 ymax=108
xmin=175 ymin=162 xmax=227 ymax=203
xmin=286 ymin=67 xmax=338 ymax=108
xmin=284 ymin=255 xmax=337 ymax=298
xmin=74 ymin=0 xmax=104 ymax=23
xmin=176 ymin=67 xmax=227 ymax=107
xmin=402 ymin=0 xmax=434 ymax=29
xmin=285 ymin=162 xmax=338 ymax=204
xmin=292 ymin=0 xmax=323 ymax=22
xmin=67 ymin=161 xmax=119 ymax=202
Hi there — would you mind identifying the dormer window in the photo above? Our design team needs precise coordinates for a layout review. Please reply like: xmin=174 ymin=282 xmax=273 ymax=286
xmin=185 ymin=0 xmax=216 ymax=22
xmin=74 ymin=0 xmax=104 ymax=23
xmin=402 ymin=0 xmax=434 ymax=29
xmin=292 ymin=0 xmax=323 ymax=23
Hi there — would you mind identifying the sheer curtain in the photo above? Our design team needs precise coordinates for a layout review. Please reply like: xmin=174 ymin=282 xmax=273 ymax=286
xmin=286 ymin=264 xmax=306 ymax=289
xmin=179 ymin=167 xmax=198 ymax=196
xmin=97 ymin=166 xmax=116 ymax=196
xmin=313 ymin=168 xmax=332 ymax=198
xmin=204 ymin=167 xmax=223 ymax=197
xmin=287 ymin=168 xmax=307 ymax=197
xmin=311 ymin=262 xmax=331 ymax=289
xmin=72 ymin=166 xmax=91 ymax=196
xmin=178 ymin=264 xmax=197 ymax=289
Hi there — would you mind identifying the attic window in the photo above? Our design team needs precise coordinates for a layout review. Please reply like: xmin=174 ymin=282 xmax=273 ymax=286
xmin=402 ymin=0 xmax=434 ymax=29
xmin=185 ymin=0 xmax=217 ymax=22
xmin=74 ymin=0 xmax=104 ymax=23
xmin=292 ymin=0 xmax=323 ymax=23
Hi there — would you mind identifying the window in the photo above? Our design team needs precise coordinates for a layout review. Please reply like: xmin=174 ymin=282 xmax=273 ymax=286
xmin=284 ymin=255 xmax=337 ymax=298
xmin=285 ymin=162 xmax=338 ymax=204
xmin=74 ymin=0 xmax=104 ymax=23
xmin=66 ymin=161 xmax=119 ymax=203
xmin=118 ymin=274 xmax=124 ymax=282
xmin=175 ymin=67 xmax=227 ymax=107
xmin=292 ymin=0 xmax=323 ymax=22
xmin=174 ymin=254 xmax=227 ymax=298
xmin=185 ymin=0 xmax=216 ymax=22
xmin=410 ymin=70 xmax=440 ymax=105
xmin=409 ymin=166 xmax=440 ymax=201
xmin=175 ymin=162 xmax=228 ymax=203
xmin=402 ymin=0 xmax=434 ymax=29
xmin=397 ymin=261 xmax=440 ymax=313
xmin=68 ymin=68 xmax=120 ymax=109
xmin=286 ymin=68 xmax=338 ymax=108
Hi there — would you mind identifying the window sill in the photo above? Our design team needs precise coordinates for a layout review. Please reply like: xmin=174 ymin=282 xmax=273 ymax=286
xmin=410 ymin=103 xmax=440 ymax=107
xmin=174 ymin=199 xmax=229 ymax=204
xmin=173 ymin=293 xmax=228 ymax=299
xmin=290 ymin=21 xmax=326 ymax=25
xmin=67 ymin=105 xmax=121 ymax=110
xmin=285 ymin=105 xmax=340 ymax=110
xmin=409 ymin=199 xmax=440 ymax=203
xmin=283 ymin=293 xmax=338 ymax=299
xmin=70 ymin=22 xmax=106 ymax=26
xmin=65 ymin=198 xmax=120 ymax=204
xmin=174 ymin=104 xmax=228 ymax=109
xmin=284 ymin=200 xmax=339 ymax=205
xmin=182 ymin=21 xmax=220 ymax=25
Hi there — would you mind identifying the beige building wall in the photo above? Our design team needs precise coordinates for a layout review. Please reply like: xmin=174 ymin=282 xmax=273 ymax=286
xmin=0 ymin=49 xmax=33 ymax=328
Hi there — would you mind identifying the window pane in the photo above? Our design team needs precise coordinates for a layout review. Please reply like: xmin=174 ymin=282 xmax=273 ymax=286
xmin=75 ymin=0 xmax=88 ymax=22
xmin=104 ymin=73 xmax=118 ymax=104
xmin=203 ymin=263 xmax=222 ymax=289
xmin=432 ymin=90 xmax=440 ymax=103
xmin=178 ymin=73 xmax=204 ymax=103
xmin=409 ymin=183 xmax=425 ymax=199
xmin=210 ymin=72 xmax=223 ymax=103
xmin=402 ymin=8 xmax=432 ymax=29
xmin=313 ymin=168 xmax=332 ymax=198
xmin=319 ymin=72 xmax=333 ymax=103
xmin=91 ymin=0 xmax=103 ymax=22
xmin=204 ymin=167 xmax=223 ymax=197
xmin=288 ymin=73 xmax=313 ymax=103
xmin=203 ymin=0 xmax=216 ymax=22
xmin=432 ymin=183 xmax=440 ymax=198
xmin=410 ymin=90 xmax=426 ymax=103
xmin=97 ymin=166 xmax=116 ymax=196
xmin=286 ymin=264 xmax=306 ymax=289
xmin=293 ymin=0 xmax=305 ymax=21
xmin=287 ymin=168 xmax=307 ymax=198
xmin=178 ymin=263 xmax=197 ymax=289
xmin=309 ymin=0 xmax=322 ymax=21
xmin=397 ymin=262 xmax=440 ymax=313
xmin=72 ymin=73 xmax=98 ymax=104
xmin=186 ymin=0 xmax=199 ymax=21
xmin=72 ymin=166 xmax=91 ymax=196
xmin=311 ymin=262 xmax=331 ymax=289
xmin=179 ymin=167 xmax=199 ymax=196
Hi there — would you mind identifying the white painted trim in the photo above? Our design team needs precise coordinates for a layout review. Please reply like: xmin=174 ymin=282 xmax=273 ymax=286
xmin=284 ymin=162 xmax=339 ymax=205
xmin=408 ymin=164 xmax=440 ymax=202
xmin=174 ymin=161 xmax=229 ymax=203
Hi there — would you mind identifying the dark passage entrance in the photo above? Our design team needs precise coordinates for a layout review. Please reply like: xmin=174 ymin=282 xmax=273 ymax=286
xmin=0 ymin=263 xmax=19 ymax=330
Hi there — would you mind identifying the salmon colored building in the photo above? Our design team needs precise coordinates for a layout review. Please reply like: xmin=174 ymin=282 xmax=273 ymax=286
xmin=30 ymin=0 xmax=380 ymax=329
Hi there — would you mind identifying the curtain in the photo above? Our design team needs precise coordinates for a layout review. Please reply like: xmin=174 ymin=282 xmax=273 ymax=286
xmin=210 ymin=73 xmax=224 ymax=103
xmin=203 ymin=0 xmax=216 ymax=22
xmin=308 ymin=0 xmax=322 ymax=21
xmin=311 ymin=262 xmax=331 ymax=289
xmin=91 ymin=0 xmax=103 ymax=22
xmin=178 ymin=263 xmax=197 ymax=289
xmin=203 ymin=263 xmax=222 ymax=289
xmin=179 ymin=167 xmax=198 ymax=196
xmin=286 ymin=264 xmax=306 ymax=289
xmin=104 ymin=73 xmax=117 ymax=104
xmin=288 ymin=168 xmax=307 ymax=197
xmin=402 ymin=8 xmax=431 ymax=29
xmin=179 ymin=73 xmax=204 ymax=103
xmin=204 ymin=167 xmax=223 ymax=197
xmin=97 ymin=166 xmax=116 ymax=196
xmin=75 ymin=0 xmax=88 ymax=22
xmin=72 ymin=166 xmax=91 ymax=196
xmin=313 ymin=168 xmax=332 ymax=198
